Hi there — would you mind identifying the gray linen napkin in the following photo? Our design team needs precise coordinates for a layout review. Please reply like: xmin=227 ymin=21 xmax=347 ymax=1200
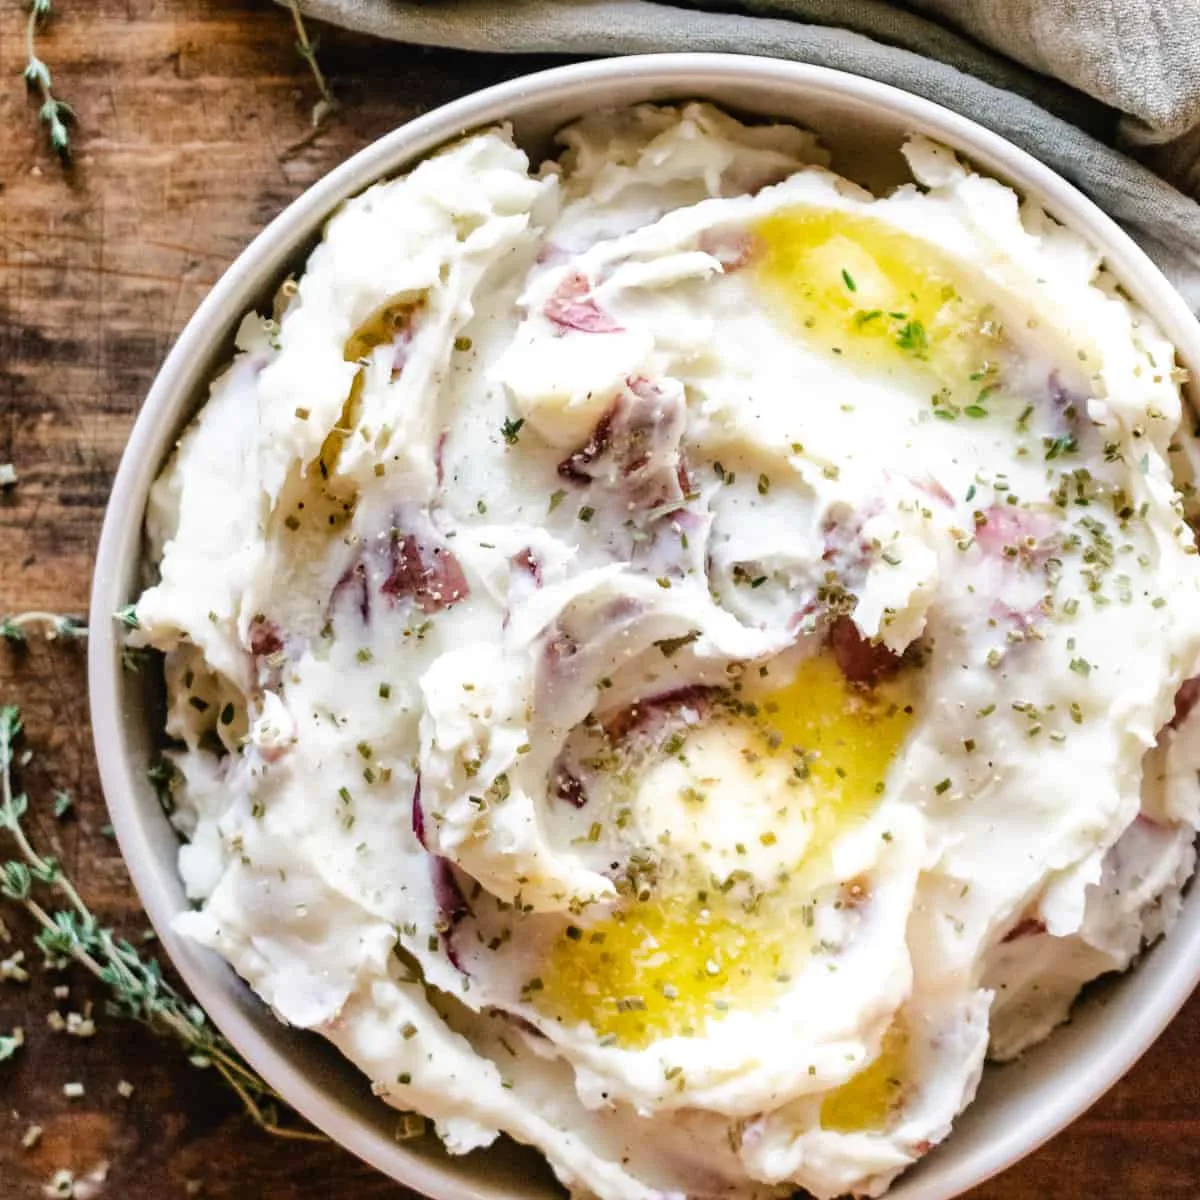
xmin=289 ymin=0 xmax=1200 ymax=308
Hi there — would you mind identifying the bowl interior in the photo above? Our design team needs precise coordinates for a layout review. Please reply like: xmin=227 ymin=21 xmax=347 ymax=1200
xmin=90 ymin=55 xmax=1200 ymax=1200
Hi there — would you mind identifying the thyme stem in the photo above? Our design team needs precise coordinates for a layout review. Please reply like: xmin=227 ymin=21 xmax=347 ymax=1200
xmin=213 ymin=1057 xmax=328 ymax=1142
xmin=285 ymin=0 xmax=336 ymax=127
xmin=0 ymin=611 xmax=86 ymax=642
xmin=22 ymin=1 xmax=74 ymax=163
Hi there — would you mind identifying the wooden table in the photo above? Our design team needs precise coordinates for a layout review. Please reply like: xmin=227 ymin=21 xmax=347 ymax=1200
xmin=0 ymin=2 xmax=1197 ymax=1196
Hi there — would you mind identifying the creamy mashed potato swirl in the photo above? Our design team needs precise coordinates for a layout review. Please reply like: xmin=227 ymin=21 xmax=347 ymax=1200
xmin=134 ymin=105 xmax=1200 ymax=1200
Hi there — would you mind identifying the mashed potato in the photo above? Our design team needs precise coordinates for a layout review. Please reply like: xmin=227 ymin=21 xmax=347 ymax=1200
xmin=133 ymin=105 xmax=1200 ymax=1200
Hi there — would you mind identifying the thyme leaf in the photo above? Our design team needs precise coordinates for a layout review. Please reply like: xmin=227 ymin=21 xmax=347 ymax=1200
xmin=0 ymin=1027 xmax=24 ymax=1062
xmin=653 ymin=629 xmax=701 ymax=658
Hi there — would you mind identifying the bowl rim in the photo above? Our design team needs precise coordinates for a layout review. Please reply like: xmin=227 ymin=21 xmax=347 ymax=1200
xmin=89 ymin=51 xmax=1200 ymax=1200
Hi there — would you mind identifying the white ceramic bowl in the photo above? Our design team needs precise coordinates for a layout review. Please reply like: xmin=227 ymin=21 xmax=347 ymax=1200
xmin=89 ymin=53 xmax=1200 ymax=1200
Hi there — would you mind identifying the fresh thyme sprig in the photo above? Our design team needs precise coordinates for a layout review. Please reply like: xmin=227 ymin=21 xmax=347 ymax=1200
xmin=0 ymin=698 xmax=323 ymax=1141
xmin=285 ymin=0 xmax=337 ymax=128
xmin=22 ymin=0 xmax=74 ymax=163
xmin=1 ymin=607 xmax=154 ymax=675
xmin=0 ymin=611 xmax=87 ymax=644
xmin=20 ymin=2 xmax=335 ymax=168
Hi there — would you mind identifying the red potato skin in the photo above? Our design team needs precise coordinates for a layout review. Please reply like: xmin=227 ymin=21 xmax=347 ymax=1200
xmin=972 ymin=504 xmax=1056 ymax=565
xmin=828 ymin=616 xmax=902 ymax=685
xmin=382 ymin=534 xmax=469 ymax=613
xmin=544 ymin=272 xmax=623 ymax=334
xmin=1171 ymin=676 xmax=1200 ymax=728
xmin=1003 ymin=917 xmax=1048 ymax=943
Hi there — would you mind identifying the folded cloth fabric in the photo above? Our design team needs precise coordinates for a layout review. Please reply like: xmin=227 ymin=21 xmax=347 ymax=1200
xmin=288 ymin=0 xmax=1200 ymax=308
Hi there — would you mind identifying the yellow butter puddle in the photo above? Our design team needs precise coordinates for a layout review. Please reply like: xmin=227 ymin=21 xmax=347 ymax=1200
xmin=532 ymin=889 xmax=797 ymax=1050
xmin=343 ymin=297 xmax=421 ymax=364
xmin=751 ymin=207 xmax=1006 ymax=406
xmin=755 ymin=654 xmax=914 ymax=864
xmin=820 ymin=1019 xmax=909 ymax=1133
xmin=532 ymin=655 xmax=916 ymax=1049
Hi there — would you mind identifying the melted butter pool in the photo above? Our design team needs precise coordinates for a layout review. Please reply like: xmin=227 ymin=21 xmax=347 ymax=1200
xmin=752 ymin=654 xmax=916 ymax=865
xmin=533 ymin=656 xmax=916 ymax=1048
xmin=752 ymin=207 xmax=1003 ymax=402
xmin=533 ymin=888 xmax=797 ymax=1050
xmin=820 ymin=1019 xmax=909 ymax=1133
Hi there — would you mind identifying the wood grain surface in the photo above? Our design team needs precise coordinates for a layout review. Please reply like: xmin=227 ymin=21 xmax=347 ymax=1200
xmin=0 ymin=2 xmax=1196 ymax=1196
